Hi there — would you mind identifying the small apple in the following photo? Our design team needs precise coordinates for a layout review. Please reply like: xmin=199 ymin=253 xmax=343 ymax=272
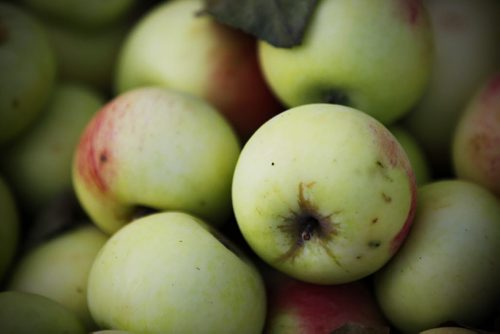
xmin=115 ymin=0 xmax=282 ymax=142
xmin=72 ymin=86 xmax=241 ymax=234
xmin=258 ymin=0 xmax=433 ymax=125
xmin=0 ymin=175 xmax=19 ymax=283
xmin=232 ymin=103 xmax=416 ymax=285
xmin=374 ymin=180 xmax=500 ymax=333
xmin=404 ymin=0 xmax=500 ymax=176
xmin=8 ymin=224 xmax=108 ymax=330
xmin=0 ymin=291 xmax=86 ymax=334
xmin=1 ymin=82 xmax=104 ymax=212
xmin=389 ymin=125 xmax=431 ymax=185
xmin=0 ymin=2 xmax=57 ymax=146
xmin=87 ymin=211 xmax=267 ymax=333
xmin=452 ymin=72 xmax=500 ymax=196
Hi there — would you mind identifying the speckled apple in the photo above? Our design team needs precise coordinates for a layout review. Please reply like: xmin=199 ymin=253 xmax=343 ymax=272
xmin=232 ymin=104 xmax=417 ymax=285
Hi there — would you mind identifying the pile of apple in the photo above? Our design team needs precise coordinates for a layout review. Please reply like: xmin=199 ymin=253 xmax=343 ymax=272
xmin=1 ymin=0 xmax=500 ymax=333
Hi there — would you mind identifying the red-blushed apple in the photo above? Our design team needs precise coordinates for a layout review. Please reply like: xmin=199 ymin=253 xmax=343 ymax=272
xmin=72 ymin=87 xmax=241 ymax=234
xmin=114 ymin=0 xmax=282 ymax=142
xmin=263 ymin=270 xmax=389 ymax=334
xmin=452 ymin=72 xmax=500 ymax=196
xmin=232 ymin=103 xmax=417 ymax=285
xmin=258 ymin=0 xmax=433 ymax=125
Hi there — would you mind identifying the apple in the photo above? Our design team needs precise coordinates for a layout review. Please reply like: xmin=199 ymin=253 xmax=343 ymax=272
xmin=389 ymin=125 xmax=431 ymax=185
xmin=1 ymin=82 xmax=104 ymax=213
xmin=258 ymin=0 xmax=433 ymax=125
xmin=264 ymin=272 xmax=389 ymax=334
xmin=452 ymin=72 xmax=500 ymax=196
xmin=0 ymin=175 xmax=19 ymax=283
xmin=114 ymin=0 xmax=282 ymax=142
xmin=404 ymin=0 xmax=500 ymax=176
xmin=374 ymin=180 xmax=500 ymax=333
xmin=72 ymin=86 xmax=241 ymax=234
xmin=8 ymin=224 xmax=108 ymax=330
xmin=21 ymin=0 xmax=136 ymax=29
xmin=0 ymin=291 xmax=86 ymax=334
xmin=232 ymin=103 xmax=417 ymax=285
xmin=0 ymin=2 xmax=57 ymax=146
xmin=87 ymin=211 xmax=267 ymax=333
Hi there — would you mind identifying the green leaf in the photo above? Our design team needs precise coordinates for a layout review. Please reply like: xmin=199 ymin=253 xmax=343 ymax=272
xmin=201 ymin=0 xmax=319 ymax=48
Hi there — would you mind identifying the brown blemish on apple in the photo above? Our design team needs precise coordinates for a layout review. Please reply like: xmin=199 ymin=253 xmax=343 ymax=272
xmin=381 ymin=192 xmax=392 ymax=203
xmin=399 ymin=0 xmax=422 ymax=25
xmin=276 ymin=182 xmax=342 ymax=268
xmin=371 ymin=217 xmax=379 ymax=224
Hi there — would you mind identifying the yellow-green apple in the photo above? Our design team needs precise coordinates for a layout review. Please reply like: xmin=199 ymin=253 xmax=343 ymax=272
xmin=374 ymin=180 xmax=500 ymax=333
xmin=72 ymin=86 xmax=240 ymax=234
xmin=404 ymin=0 xmax=500 ymax=176
xmin=1 ymin=82 xmax=103 ymax=213
xmin=0 ymin=175 xmax=19 ymax=283
xmin=21 ymin=0 xmax=136 ymax=29
xmin=420 ymin=327 xmax=479 ymax=334
xmin=452 ymin=72 xmax=500 ymax=196
xmin=264 ymin=273 xmax=389 ymax=334
xmin=115 ymin=0 xmax=282 ymax=142
xmin=8 ymin=224 xmax=108 ymax=330
xmin=258 ymin=0 xmax=433 ymax=125
xmin=0 ymin=2 xmax=57 ymax=146
xmin=232 ymin=103 xmax=417 ymax=285
xmin=0 ymin=291 xmax=86 ymax=334
xmin=87 ymin=211 xmax=267 ymax=333
xmin=389 ymin=125 xmax=431 ymax=185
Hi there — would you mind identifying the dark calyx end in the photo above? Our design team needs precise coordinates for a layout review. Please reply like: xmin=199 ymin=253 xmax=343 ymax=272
xmin=323 ymin=89 xmax=350 ymax=106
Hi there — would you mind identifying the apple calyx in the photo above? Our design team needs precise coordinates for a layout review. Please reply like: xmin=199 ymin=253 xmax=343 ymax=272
xmin=277 ymin=182 xmax=340 ymax=264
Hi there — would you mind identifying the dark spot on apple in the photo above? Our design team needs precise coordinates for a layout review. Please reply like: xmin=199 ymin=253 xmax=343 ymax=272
xmin=356 ymin=255 xmax=362 ymax=259
xmin=371 ymin=217 xmax=379 ymax=224
xmin=196 ymin=267 xmax=200 ymax=270
xmin=271 ymin=162 xmax=275 ymax=166
xmin=376 ymin=160 xmax=384 ymax=168
xmin=99 ymin=151 xmax=108 ymax=163
xmin=369 ymin=240 xmax=381 ymax=248
xmin=381 ymin=193 xmax=392 ymax=203
xmin=323 ymin=89 xmax=350 ymax=106
xmin=11 ymin=99 xmax=19 ymax=109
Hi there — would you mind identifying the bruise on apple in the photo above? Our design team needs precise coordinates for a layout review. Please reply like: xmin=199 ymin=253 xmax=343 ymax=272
xmin=276 ymin=182 xmax=342 ymax=267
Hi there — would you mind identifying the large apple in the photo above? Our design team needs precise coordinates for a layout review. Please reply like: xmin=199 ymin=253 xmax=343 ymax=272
xmin=232 ymin=103 xmax=417 ymax=285
xmin=258 ymin=0 xmax=433 ymax=125
xmin=374 ymin=180 xmax=500 ymax=333
xmin=0 ymin=291 xmax=86 ymax=334
xmin=114 ymin=0 xmax=282 ymax=142
xmin=0 ymin=175 xmax=19 ymax=283
xmin=1 ymin=82 xmax=104 ymax=212
xmin=8 ymin=224 xmax=108 ymax=330
xmin=404 ymin=0 xmax=500 ymax=176
xmin=452 ymin=72 xmax=500 ymax=196
xmin=0 ymin=2 xmax=57 ymax=146
xmin=87 ymin=211 xmax=267 ymax=333
xmin=72 ymin=86 xmax=241 ymax=234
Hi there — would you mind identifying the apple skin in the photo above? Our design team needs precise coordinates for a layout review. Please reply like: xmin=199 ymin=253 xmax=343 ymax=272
xmin=0 ymin=2 xmax=57 ymax=146
xmin=87 ymin=211 xmax=267 ymax=333
xmin=404 ymin=0 xmax=500 ymax=176
xmin=264 ymin=272 xmax=389 ymax=334
xmin=0 ymin=175 xmax=19 ymax=283
xmin=1 ymin=82 xmax=104 ymax=212
xmin=0 ymin=291 xmax=86 ymax=334
xmin=232 ymin=103 xmax=417 ymax=285
xmin=374 ymin=180 xmax=500 ymax=333
xmin=72 ymin=86 xmax=241 ymax=234
xmin=115 ymin=0 xmax=282 ymax=142
xmin=8 ymin=224 xmax=108 ymax=330
xmin=452 ymin=72 xmax=500 ymax=196
xmin=258 ymin=0 xmax=433 ymax=125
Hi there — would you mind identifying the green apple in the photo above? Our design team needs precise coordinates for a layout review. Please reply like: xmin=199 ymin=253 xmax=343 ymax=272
xmin=452 ymin=72 xmax=500 ymax=196
xmin=115 ymin=0 xmax=282 ymax=142
xmin=258 ymin=0 xmax=433 ymax=125
xmin=389 ymin=125 xmax=431 ymax=185
xmin=232 ymin=103 xmax=417 ymax=285
xmin=21 ymin=0 xmax=136 ymax=29
xmin=72 ymin=86 xmax=241 ymax=234
xmin=87 ymin=211 xmax=267 ymax=333
xmin=1 ymin=82 xmax=103 ymax=212
xmin=404 ymin=0 xmax=500 ymax=176
xmin=0 ymin=175 xmax=19 ymax=282
xmin=0 ymin=290 xmax=86 ymax=334
xmin=8 ymin=224 xmax=108 ymax=330
xmin=0 ymin=2 xmax=57 ymax=146
xmin=374 ymin=180 xmax=500 ymax=333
